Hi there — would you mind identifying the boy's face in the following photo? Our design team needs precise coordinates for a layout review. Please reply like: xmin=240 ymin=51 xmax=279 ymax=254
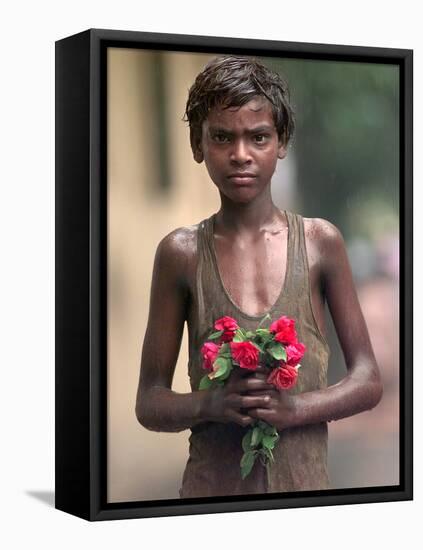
xmin=194 ymin=96 xmax=286 ymax=204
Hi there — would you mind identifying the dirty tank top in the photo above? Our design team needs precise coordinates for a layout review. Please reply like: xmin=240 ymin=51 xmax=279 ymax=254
xmin=179 ymin=210 xmax=331 ymax=498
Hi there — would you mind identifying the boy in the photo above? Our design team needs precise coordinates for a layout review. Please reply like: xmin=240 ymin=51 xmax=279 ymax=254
xmin=135 ymin=55 xmax=383 ymax=498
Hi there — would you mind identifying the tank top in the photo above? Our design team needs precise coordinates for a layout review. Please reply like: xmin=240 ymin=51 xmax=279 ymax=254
xmin=179 ymin=209 xmax=331 ymax=498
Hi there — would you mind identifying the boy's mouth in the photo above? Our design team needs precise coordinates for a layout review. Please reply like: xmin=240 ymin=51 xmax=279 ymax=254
xmin=227 ymin=172 xmax=257 ymax=184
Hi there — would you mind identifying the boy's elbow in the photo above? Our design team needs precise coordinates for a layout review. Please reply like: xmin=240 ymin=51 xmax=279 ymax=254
xmin=367 ymin=370 xmax=383 ymax=411
xmin=135 ymin=407 xmax=156 ymax=432
xmin=355 ymin=363 xmax=383 ymax=412
xmin=135 ymin=402 xmax=146 ymax=427
xmin=135 ymin=395 xmax=154 ymax=431
xmin=372 ymin=378 xmax=384 ymax=409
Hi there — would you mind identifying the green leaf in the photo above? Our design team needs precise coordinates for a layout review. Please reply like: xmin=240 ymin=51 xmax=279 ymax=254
xmin=256 ymin=328 xmax=270 ymax=336
xmin=254 ymin=342 xmax=266 ymax=354
xmin=264 ymin=424 xmax=279 ymax=436
xmin=211 ymin=357 xmax=231 ymax=379
xmin=217 ymin=343 xmax=232 ymax=362
xmin=242 ymin=430 xmax=253 ymax=452
xmin=219 ymin=343 xmax=229 ymax=354
xmin=218 ymin=343 xmax=232 ymax=359
xmin=268 ymin=342 xmax=287 ymax=361
xmin=251 ymin=426 xmax=263 ymax=447
xmin=232 ymin=329 xmax=245 ymax=343
xmin=219 ymin=363 xmax=233 ymax=381
xmin=262 ymin=434 xmax=277 ymax=450
xmin=198 ymin=375 xmax=213 ymax=390
xmin=240 ymin=450 xmax=257 ymax=479
xmin=208 ymin=330 xmax=223 ymax=340
xmin=255 ymin=328 xmax=271 ymax=340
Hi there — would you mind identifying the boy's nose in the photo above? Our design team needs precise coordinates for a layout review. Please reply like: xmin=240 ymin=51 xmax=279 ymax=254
xmin=229 ymin=140 xmax=252 ymax=164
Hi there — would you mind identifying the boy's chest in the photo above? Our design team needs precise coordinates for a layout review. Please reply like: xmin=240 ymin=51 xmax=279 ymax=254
xmin=214 ymin=233 xmax=286 ymax=317
xmin=185 ymin=221 xmax=326 ymax=337
xmin=208 ymin=227 xmax=324 ymax=319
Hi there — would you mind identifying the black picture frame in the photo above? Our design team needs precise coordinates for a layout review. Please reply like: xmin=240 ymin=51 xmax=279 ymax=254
xmin=55 ymin=28 xmax=413 ymax=521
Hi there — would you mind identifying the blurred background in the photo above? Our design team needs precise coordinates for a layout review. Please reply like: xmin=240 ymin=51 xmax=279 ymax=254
xmin=107 ymin=48 xmax=399 ymax=502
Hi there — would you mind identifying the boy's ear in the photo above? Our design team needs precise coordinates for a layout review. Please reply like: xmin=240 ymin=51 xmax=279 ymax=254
xmin=277 ymin=142 xmax=287 ymax=160
xmin=191 ymin=127 xmax=204 ymax=163
xmin=193 ymin=142 xmax=204 ymax=164
xmin=277 ymin=131 xmax=288 ymax=159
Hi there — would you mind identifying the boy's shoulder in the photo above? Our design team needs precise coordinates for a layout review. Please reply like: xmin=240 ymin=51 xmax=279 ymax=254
xmin=155 ymin=223 xmax=202 ymax=281
xmin=157 ymin=223 xmax=200 ymax=256
xmin=302 ymin=216 xmax=343 ymax=242
xmin=302 ymin=215 xmax=346 ymax=262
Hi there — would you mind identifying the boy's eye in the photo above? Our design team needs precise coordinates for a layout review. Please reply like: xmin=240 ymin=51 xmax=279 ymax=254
xmin=254 ymin=134 xmax=268 ymax=143
xmin=212 ymin=133 xmax=230 ymax=143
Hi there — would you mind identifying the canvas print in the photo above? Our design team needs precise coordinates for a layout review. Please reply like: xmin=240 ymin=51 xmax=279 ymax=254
xmin=106 ymin=47 xmax=399 ymax=503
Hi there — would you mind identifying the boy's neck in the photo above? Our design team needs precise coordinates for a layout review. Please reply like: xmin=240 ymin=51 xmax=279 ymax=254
xmin=216 ymin=192 xmax=285 ymax=234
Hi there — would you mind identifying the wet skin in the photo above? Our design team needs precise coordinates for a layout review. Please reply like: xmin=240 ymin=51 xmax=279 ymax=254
xmin=136 ymin=97 xmax=383 ymax=433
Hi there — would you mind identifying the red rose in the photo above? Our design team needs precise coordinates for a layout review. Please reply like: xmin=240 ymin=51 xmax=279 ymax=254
xmin=267 ymin=364 xmax=298 ymax=390
xmin=230 ymin=341 xmax=260 ymax=371
xmin=270 ymin=315 xmax=297 ymax=345
xmin=200 ymin=342 xmax=220 ymax=371
xmin=285 ymin=342 xmax=306 ymax=366
xmin=215 ymin=316 xmax=239 ymax=342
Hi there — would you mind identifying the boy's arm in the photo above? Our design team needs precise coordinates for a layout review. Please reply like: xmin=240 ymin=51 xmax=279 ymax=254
xmin=249 ymin=219 xmax=384 ymax=430
xmin=135 ymin=228 xmax=206 ymax=433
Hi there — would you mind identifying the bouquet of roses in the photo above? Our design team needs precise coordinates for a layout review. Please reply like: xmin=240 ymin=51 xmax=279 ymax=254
xmin=199 ymin=314 xmax=306 ymax=480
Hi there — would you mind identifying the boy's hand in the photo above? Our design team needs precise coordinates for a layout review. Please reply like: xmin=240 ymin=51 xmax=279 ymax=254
xmin=201 ymin=367 xmax=275 ymax=427
xmin=244 ymin=366 xmax=299 ymax=431
xmin=247 ymin=389 xmax=298 ymax=431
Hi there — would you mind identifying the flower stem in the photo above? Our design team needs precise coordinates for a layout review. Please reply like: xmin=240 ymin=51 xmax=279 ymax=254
xmin=265 ymin=461 xmax=271 ymax=490
xmin=257 ymin=313 xmax=271 ymax=328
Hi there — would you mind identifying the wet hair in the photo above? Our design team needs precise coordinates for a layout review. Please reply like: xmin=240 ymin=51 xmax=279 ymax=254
xmin=183 ymin=55 xmax=295 ymax=151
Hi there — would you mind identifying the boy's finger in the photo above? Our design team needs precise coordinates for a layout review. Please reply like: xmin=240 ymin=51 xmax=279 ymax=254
xmin=244 ymin=377 xmax=274 ymax=391
xmin=246 ymin=388 xmax=279 ymax=399
xmin=235 ymin=394 xmax=271 ymax=409
xmin=252 ymin=373 xmax=268 ymax=381
xmin=227 ymin=410 xmax=254 ymax=427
